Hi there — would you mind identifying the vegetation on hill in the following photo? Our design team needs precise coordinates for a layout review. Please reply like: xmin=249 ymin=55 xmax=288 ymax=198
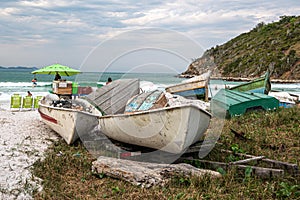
xmin=0 ymin=66 xmax=38 ymax=70
xmin=183 ymin=15 xmax=300 ymax=80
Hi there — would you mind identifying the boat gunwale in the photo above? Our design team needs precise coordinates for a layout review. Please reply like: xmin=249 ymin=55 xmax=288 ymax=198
xmin=38 ymin=100 xmax=102 ymax=117
xmin=98 ymin=103 xmax=212 ymax=119
xmin=172 ymin=87 xmax=206 ymax=95
xmin=229 ymin=73 xmax=268 ymax=91
xmin=166 ymin=79 xmax=208 ymax=90
xmin=168 ymin=85 xmax=207 ymax=93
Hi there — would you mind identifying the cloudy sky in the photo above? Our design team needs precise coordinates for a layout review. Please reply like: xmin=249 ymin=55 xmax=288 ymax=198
xmin=1 ymin=0 xmax=300 ymax=73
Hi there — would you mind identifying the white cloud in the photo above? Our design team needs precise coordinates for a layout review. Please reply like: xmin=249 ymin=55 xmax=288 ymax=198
xmin=0 ymin=7 xmax=20 ymax=16
xmin=19 ymin=0 xmax=77 ymax=8
xmin=0 ymin=0 xmax=299 ymax=70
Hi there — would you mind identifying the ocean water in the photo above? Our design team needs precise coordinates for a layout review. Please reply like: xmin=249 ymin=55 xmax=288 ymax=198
xmin=0 ymin=69 xmax=299 ymax=110
xmin=0 ymin=70 xmax=183 ymax=94
xmin=0 ymin=69 xmax=186 ymax=109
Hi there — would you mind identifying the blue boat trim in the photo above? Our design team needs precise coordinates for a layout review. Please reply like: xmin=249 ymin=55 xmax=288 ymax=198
xmin=174 ymin=88 xmax=206 ymax=99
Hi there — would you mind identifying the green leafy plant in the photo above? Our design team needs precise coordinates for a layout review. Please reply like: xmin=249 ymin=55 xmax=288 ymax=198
xmin=175 ymin=192 xmax=185 ymax=199
xmin=96 ymin=172 xmax=106 ymax=179
xmin=243 ymin=167 xmax=253 ymax=182
xmin=112 ymin=186 xmax=125 ymax=194
xmin=179 ymin=177 xmax=191 ymax=186
xmin=276 ymin=182 xmax=300 ymax=198
xmin=217 ymin=167 xmax=226 ymax=175
xmin=226 ymin=144 xmax=245 ymax=162
xmin=230 ymin=144 xmax=244 ymax=154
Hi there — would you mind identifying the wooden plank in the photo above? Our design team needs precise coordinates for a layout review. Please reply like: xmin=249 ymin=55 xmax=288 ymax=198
xmin=55 ymin=88 xmax=72 ymax=94
xmin=182 ymin=159 xmax=284 ymax=178
xmin=260 ymin=158 xmax=299 ymax=175
xmin=86 ymin=79 xmax=140 ymax=114
xmin=152 ymin=93 xmax=168 ymax=109
xmin=125 ymin=90 xmax=168 ymax=113
xmin=125 ymin=92 xmax=152 ymax=112
xmin=220 ymin=149 xmax=299 ymax=175
xmin=166 ymin=80 xmax=207 ymax=93
xmin=230 ymin=156 xmax=265 ymax=165
xmin=92 ymin=81 xmax=137 ymax=105
xmin=138 ymin=90 xmax=163 ymax=111
xmin=100 ymin=86 xmax=140 ymax=114
xmin=204 ymin=80 xmax=209 ymax=102
xmin=88 ymin=79 xmax=137 ymax=102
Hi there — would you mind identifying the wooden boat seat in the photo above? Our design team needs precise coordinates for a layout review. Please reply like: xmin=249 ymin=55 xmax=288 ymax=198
xmin=125 ymin=90 xmax=168 ymax=113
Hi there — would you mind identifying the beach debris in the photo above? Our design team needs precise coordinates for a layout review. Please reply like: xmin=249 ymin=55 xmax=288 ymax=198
xmin=230 ymin=128 xmax=248 ymax=140
xmin=180 ymin=150 xmax=299 ymax=178
xmin=43 ymin=94 xmax=94 ymax=113
xmin=165 ymin=92 xmax=209 ymax=111
xmin=92 ymin=156 xmax=221 ymax=188
xmin=56 ymin=151 xmax=64 ymax=157
xmin=73 ymin=152 xmax=81 ymax=157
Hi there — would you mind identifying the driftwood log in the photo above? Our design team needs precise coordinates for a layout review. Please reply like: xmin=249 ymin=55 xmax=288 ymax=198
xmin=92 ymin=156 xmax=221 ymax=188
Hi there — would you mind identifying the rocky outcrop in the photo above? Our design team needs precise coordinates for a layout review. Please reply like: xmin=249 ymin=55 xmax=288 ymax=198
xmin=183 ymin=16 xmax=300 ymax=80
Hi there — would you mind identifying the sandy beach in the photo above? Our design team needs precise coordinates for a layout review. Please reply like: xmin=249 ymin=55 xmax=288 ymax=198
xmin=0 ymin=109 xmax=58 ymax=199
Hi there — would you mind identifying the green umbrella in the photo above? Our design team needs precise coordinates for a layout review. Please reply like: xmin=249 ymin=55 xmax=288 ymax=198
xmin=31 ymin=64 xmax=81 ymax=76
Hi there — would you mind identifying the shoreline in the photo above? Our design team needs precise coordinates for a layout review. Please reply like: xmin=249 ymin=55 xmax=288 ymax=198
xmin=178 ymin=74 xmax=300 ymax=83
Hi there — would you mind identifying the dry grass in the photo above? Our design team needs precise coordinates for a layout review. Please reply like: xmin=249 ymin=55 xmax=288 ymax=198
xmin=32 ymin=107 xmax=300 ymax=199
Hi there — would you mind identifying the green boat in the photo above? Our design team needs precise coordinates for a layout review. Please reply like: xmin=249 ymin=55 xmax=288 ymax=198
xmin=229 ymin=70 xmax=271 ymax=94
xmin=210 ymin=89 xmax=279 ymax=118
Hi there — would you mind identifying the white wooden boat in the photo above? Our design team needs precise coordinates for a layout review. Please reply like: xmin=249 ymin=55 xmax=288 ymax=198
xmin=268 ymin=91 xmax=299 ymax=108
xmin=38 ymin=79 xmax=140 ymax=145
xmin=165 ymin=71 xmax=210 ymax=101
xmin=97 ymin=104 xmax=211 ymax=154
xmin=38 ymin=95 xmax=102 ymax=144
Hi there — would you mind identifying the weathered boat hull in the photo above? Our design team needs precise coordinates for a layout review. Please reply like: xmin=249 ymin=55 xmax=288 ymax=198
xmin=38 ymin=98 xmax=101 ymax=144
xmin=269 ymin=91 xmax=299 ymax=108
xmin=166 ymin=79 xmax=209 ymax=100
xmin=98 ymin=105 xmax=211 ymax=154
xmin=166 ymin=72 xmax=210 ymax=101
xmin=229 ymin=70 xmax=271 ymax=94
xmin=173 ymin=87 xmax=206 ymax=100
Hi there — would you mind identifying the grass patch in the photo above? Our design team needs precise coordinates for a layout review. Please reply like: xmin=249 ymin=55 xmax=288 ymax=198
xmin=32 ymin=107 xmax=300 ymax=199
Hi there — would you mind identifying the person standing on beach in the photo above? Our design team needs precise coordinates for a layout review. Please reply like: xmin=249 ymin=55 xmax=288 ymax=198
xmin=54 ymin=72 xmax=61 ymax=81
